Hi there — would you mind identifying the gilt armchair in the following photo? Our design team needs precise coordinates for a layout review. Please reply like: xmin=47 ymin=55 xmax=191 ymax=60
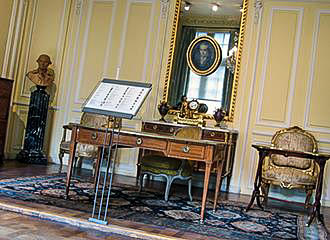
xmin=261 ymin=126 xmax=319 ymax=207
xmin=139 ymin=126 xmax=202 ymax=201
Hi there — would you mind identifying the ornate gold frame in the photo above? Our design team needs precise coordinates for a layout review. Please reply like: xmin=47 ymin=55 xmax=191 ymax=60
xmin=162 ymin=0 xmax=249 ymax=122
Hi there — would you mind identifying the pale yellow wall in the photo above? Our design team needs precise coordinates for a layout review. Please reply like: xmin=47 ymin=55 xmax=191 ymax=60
xmin=2 ymin=0 xmax=330 ymax=205
xmin=0 ymin=0 xmax=13 ymax=75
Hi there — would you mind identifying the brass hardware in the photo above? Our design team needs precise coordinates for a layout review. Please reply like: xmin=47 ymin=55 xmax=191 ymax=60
xmin=210 ymin=132 xmax=215 ymax=137
xmin=182 ymin=145 xmax=190 ymax=153
xmin=136 ymin=138 xmax=143 ymax=145
xmin=91 ymin=132 xmax=98 ymax=140
xmin=170 ymin=127 xmax=174 ymax=133
xmin=153 ymin=125 xmax=157 ymax=130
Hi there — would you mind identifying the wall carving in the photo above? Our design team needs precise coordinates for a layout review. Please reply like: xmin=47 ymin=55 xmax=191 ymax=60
xmin=181 ymin=15 xmax=241 ymax=27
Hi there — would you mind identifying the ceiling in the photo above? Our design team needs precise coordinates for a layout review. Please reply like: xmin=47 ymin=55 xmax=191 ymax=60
xmin=181 ymin=0 xmax=243 ymax=17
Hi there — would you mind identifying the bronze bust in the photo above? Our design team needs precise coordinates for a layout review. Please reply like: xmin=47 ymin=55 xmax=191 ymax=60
xmin=26 ymin=54 xmax=55 ymax=87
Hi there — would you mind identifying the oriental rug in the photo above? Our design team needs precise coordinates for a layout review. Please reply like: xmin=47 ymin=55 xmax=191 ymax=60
xmin=0 ymin=174 xmax=327 ymax=240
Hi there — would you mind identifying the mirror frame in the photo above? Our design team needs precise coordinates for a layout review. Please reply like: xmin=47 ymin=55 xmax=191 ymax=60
xmin=162 ymin=0 xmax=249 ymax=122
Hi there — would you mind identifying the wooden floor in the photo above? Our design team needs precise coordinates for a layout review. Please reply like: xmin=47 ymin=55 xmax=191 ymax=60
xmin=0 ymin=160 xmax=329 ymax=240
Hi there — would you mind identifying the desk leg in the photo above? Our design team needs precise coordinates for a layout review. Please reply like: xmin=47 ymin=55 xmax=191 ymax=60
xmin=65 ymin=127 xmax=78 ymax=199
xmin=213 ymin=156 xmax=225 ymax=211
xmin=201 ymin=162 xmax=212 ymax=223
xmin=307 ymin=159 xmax=326 ymax=226
xmin=246 ymin=150 xmax=268 ymax=211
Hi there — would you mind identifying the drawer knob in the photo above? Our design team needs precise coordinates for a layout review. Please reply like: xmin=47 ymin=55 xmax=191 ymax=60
xmin=182 ymin=145 xmax=190 ymax=153
xmin=210 ymin=132 xmax=215 ymax=137
xmin=136 ymin=138 xmax=143 ymax=145
xmin=153 ymin=125 xmax=157 ymax=130
xmin=170 ymin=127 xmax=174 ymax=133
xmin=91 ymin=132 xmax=98 ymax=140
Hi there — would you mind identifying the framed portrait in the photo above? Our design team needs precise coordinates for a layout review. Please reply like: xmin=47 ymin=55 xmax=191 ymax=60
xmin=186 ymin=36 xmax=222 ymax=76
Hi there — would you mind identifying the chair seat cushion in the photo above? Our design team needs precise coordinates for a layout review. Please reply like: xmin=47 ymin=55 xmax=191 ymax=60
xmin=60 ymin=141 xmax=98 ymax=158
xmin=262 ymin=166 xmax=318 ymax=186
xmin=140 ymin=155 xmax=192 ymax=177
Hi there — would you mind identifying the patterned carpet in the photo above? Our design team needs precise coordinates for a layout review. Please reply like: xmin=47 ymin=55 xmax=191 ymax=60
xmin=0 ymin=174 xmax=327 ymax=240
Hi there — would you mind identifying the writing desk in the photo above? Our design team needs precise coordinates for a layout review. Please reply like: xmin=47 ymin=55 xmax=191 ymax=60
xmin=65 ymin=123 xmax=227 ymax=222
xmin=246 ymin=144 xmax=330 ymax=226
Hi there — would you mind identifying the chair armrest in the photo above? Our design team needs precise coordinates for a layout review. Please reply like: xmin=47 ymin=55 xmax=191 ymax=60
xmin=61 ymin=124 xmax=73 ymax=143
xmin=63 ymin=124 xmax=73 ymax=130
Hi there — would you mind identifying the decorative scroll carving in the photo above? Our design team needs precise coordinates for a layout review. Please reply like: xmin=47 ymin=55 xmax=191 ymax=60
xmin=75 ymin=0 xmax=82 ymax=16
xmin=254 ymin=0 xmax=263 ymax=24
xmin=182 ymin=15 xmax=241 ymax=28
xmin=160 ymin=0 xmax=169 ymax=19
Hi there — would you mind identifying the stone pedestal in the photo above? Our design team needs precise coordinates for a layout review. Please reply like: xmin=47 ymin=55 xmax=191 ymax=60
xmin=17 ymin=86 xmax=49 ymax=164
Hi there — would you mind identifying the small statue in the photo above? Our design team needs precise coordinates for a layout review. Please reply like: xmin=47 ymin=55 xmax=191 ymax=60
xmin=26 ymin=54 xmax=55 ymax=87
xmin=179 ymin=96 xmax=189 ymax=118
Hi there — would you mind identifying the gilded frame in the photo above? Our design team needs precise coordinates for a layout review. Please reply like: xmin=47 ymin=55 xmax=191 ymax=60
xmin=186 ymin=36 xmax=222 ymax=76
xmin=162 ymin=0 xmax=249 ymax=122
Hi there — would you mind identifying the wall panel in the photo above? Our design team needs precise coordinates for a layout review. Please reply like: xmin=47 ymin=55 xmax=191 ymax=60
xmin=0 ymin=0 xmax=13 ymax=74
xmin=120 ymin=2 xmax=152 ymax=81
xmin=257 ymin=9 xmax=301 ymax=127
xmin=308 ymin=12 xmax=330 ymax=129
xmin=75 ymin=1 xmax=114 ymax=103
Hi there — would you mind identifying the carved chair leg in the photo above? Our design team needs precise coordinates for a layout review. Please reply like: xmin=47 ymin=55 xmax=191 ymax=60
xmin=139 ymin=173 xmax=145 ymax=192
xmin=261 ymin=182 xmax=270 ymax=207
xmin=305 ymin=189 xmax=313 ymax=208
xmin=188 ymin=178 xmax=193 ymax=201
xmin=58 ymin=150 xmax=64 ymax=173
xmin=164 ymin=176 xmax=174 ymax=201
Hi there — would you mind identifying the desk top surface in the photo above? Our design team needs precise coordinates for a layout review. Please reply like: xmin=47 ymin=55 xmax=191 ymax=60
xmin=143 ymin=120 xmax=239 ymax=134
xmin=70 ymin=123 xmax=227 ymax=146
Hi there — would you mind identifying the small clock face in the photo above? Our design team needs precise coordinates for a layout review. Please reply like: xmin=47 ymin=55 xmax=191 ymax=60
xmin=188 ymin=100 xmax=199 ymax=110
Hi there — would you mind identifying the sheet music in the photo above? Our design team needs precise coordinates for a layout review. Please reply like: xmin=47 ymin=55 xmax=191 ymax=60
xmin=84 ymin=81 xmax=150 ymax=116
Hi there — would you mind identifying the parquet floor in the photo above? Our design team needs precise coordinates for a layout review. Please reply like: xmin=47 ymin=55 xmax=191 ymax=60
xmin=0 ymin=160 xmax=329 ymax=239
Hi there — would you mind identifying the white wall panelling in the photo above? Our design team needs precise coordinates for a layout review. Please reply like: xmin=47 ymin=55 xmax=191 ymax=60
xmin=236 ymin=0 xmax=264 ymax=191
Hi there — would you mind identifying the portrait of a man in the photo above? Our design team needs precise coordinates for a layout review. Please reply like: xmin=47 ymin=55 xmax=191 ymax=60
xmin=186 ymin=36 xmax=222 ymax=76
xmin=192 ymin=41 xmax=215 ymax=71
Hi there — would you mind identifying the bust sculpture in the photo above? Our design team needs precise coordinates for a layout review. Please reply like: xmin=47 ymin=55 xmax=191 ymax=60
xmin=26 ymin=54 xmax=55 ymax=87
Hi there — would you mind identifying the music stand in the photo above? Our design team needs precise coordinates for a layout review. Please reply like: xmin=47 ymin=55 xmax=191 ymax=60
xmin=82 ymin=78 xmax=152 ymax=225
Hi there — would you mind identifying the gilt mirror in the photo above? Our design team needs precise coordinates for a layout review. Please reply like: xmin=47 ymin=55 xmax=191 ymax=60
xmin=162 ymin=0 xmax=248 ymax=122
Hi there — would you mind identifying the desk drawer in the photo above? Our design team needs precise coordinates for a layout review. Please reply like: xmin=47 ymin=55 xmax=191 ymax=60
xmin=119 ymin=135 xmax=167 ymax=151
xmin=202 ymin=130 xmax=227 ymax=141
xmin=142 ymin=122 xmax=179 ymax=135
xmin=77 ymin=129 xmax=108 ymax=145
xmin=168 ymin=142 xmax=205 ymax=160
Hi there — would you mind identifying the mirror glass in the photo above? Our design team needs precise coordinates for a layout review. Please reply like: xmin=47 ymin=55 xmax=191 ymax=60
xmin=163 ymin=0 xmax=247 ymax=121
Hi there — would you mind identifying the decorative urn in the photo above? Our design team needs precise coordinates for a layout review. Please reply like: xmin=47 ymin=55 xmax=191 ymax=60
xmin=158 ymin=101 xmax=170 ymax=122
xmin=213 ymin=108 xmax=226 ymax=127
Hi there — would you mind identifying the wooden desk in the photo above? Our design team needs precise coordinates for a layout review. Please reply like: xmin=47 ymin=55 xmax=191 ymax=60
xmin=141 ymin=121 xmax=238 ymax=191
xmin=246 ymin=144 xmax=330 ymax=226
xmin=65 ymin=123 xmax=227 ymax=222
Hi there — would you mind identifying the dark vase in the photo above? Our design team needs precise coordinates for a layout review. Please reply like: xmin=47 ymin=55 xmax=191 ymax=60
xmin=213 ymin=108 xmax=226 ymax=127
xmin=158 ymin=101 xmax=170 ymax=122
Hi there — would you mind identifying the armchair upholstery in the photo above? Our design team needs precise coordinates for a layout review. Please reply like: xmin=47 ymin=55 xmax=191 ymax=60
xmin=139 ymin=126 xmax=202 ymax=201
xmin=261 ymin=126 xmax=319 ymax=207
xmin=59 ymin=113 xmax=121 ymax=174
